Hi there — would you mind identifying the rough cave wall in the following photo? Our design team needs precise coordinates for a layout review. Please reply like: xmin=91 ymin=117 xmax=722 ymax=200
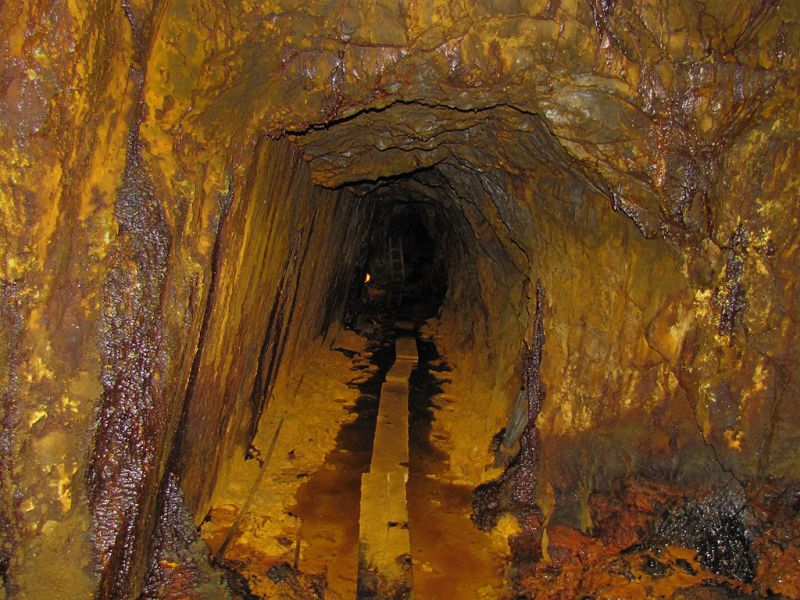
xmin=465 ymin=162 xmax=713 ymax=521
xmin=177 ymin=138 xmax=370 ymax=521
xmin=408 ymin=167 xmax=536 ymax=483
xmin=1 ymin=2 xmax=369 ymax=597
xmin=2 ymin=1 xmax=159 ymax=597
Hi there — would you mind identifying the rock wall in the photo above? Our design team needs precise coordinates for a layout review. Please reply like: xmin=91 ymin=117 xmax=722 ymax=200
xmin=0 ymin=2 xmax=370 ymax=590
xmin=2 ymin=1 xmax=151 ymax=596
xmin=176 ymin=139 xmax=370 ymax=522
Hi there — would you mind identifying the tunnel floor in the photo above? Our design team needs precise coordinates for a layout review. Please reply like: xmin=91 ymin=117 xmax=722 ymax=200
xmin=406 ymin=338 xmax=508 ymax=599
xmin=289 ymin=340 xmax=394 ymax=598
xmin=198 ymin=323 xmax=509 ymax=599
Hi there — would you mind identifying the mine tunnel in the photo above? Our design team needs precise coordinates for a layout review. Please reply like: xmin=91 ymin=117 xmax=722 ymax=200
xmin=349 ymin=195 xmax=450 ymax=325
xmin=2 ymin=2 xmax=799 ymax=600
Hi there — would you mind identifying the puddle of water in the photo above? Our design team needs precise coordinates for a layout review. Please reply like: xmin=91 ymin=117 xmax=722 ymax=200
xmin=290 ymin=343 xmax=394 ymax=600
xmin=407 ymin=339 xmax=507 ymax=599
xmin=288 ymin=336 xmax=506 ymax=600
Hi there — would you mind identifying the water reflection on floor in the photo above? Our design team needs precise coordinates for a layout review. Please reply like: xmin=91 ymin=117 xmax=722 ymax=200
xmin=290 ymin=342 xmax=393 ymax=600
xmin=292 ymin=337 xmax=507 ymax=599
xmin=407 ymin=339 xmax=507 ymax=600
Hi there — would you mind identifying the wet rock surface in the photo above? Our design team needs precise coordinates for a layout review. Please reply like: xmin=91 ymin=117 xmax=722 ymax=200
xmin=406 ymin=335 xmax=510 ymax=598
xmin=140 ymin=475 xmax=230 ymax=600
xmin=656 ymin=488 xmax=758 ymax=582
xmin=472 ymin=282 xmax=546 ymax=538
xmin=511 ymin=525 xmax=760 ymax=599
xmin=196 ymin=329 xmax=386 ymax=599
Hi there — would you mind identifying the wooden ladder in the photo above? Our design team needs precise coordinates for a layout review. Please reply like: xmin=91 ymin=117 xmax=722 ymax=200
xmin=387 ymin=236 xmax=405 ymax=307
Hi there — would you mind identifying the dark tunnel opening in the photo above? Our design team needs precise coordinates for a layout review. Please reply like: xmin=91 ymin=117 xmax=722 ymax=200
xmin=180 ymin=143 xmax=782 ymax=599
xmin=346 ymin=198 xmax=449 ymax=329
xmin=177 ymin=156 xmax=533 ymax=599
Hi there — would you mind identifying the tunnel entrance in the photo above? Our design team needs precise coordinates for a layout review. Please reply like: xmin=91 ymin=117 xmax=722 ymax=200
xmin=347 ymin=199 xmax=448 ymax=330
xmin=186 ymin=156 xmax=528 ymax=598
xmin=74 ymin=128 xmax=770 ymax=600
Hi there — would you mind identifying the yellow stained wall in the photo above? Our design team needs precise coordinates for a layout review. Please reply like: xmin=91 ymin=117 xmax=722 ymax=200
xmin=0 ymin=1 xmax=142 ymax=597
xmin=176 ymin=138 xmax=372 ymax=521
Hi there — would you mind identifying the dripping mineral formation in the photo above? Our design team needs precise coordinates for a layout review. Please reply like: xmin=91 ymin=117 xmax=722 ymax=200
xmin=1 ymin=1 xmax=798 ymax=598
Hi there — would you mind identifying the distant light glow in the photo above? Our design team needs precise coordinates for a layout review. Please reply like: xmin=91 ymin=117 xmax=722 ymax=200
xmin=364 ymin=272 xmax=371 ymax=283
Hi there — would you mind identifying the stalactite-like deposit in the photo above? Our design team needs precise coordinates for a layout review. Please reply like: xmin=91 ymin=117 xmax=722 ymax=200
xmin=470 ymin=281 xmax=546 ymax=553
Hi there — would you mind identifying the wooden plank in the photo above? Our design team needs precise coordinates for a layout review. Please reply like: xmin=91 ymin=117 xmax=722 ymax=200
xmin=357 ymin=335 xmax=418 ymax=599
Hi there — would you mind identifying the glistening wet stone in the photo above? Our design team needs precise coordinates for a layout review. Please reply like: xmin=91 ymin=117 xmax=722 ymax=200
xmin=290 ymin=341 xmax=395 ymax=598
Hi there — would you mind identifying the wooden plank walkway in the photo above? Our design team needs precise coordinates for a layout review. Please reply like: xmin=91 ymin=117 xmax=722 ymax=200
xmin=357 ymin=335 xmax=418 ymax=599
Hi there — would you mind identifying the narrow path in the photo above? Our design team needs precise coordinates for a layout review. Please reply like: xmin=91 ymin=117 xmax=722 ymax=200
xmin=290 ymin=343 xmax=394 ymax=600
xmin=356 ymin=334 xmax=417 ymax=598
xmin=262 ymin=331 xmax=507 ymax=599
